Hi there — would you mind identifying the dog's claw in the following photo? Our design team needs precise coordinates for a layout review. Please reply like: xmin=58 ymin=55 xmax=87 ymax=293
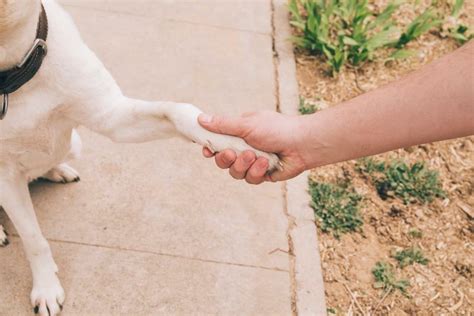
xmin=34 ymin=305 xmax=39 ymax=314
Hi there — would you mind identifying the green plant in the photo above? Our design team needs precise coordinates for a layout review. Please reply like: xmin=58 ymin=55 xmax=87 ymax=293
xmin=289 ymin=0 xmax=403 ymax=74
xmin=309 ymin=180 xmax=363 ymax=238
xmin=298 ymin=96 xmax=319 ymax=114
xmin=372 ymin=261 xmax=410 ymax=295
xmin=396 ymin=8 xmax=442 ymax=48
xmin=355 ymin=157 xmax=386 ymax=174
xmin=408 ymin=228 xmax=423 ymax=238
xmin=394 ymin=247 xmax=429 ymax=268
xmin=376 ymin=161 xmax=445 ymax=204
xmin=357 ymin=158 xmax=445 ymax=204
xmin=445 ymin=0 xmax=473 ymax=44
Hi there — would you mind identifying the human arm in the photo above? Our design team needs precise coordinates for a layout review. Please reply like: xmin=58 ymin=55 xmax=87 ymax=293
xmin=199 ymin=41 xmax=474 ymax=184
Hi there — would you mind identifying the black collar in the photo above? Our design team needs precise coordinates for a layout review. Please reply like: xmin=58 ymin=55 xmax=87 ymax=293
xmin=0 ymin=4 xmax=48 ymax=120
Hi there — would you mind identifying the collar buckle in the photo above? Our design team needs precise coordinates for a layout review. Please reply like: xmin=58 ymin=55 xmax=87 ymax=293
xmin=17 ymin=39 xmax=48 ymax=69
xmin=0 ymin=94 xmax=8 ymax=120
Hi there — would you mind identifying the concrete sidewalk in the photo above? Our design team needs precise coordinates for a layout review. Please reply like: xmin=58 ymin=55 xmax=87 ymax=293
xmin=0 ymin=1 xmax=325 ymax=315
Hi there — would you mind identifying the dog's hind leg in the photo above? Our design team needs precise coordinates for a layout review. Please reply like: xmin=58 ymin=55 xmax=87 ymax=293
xmin=0 ymin=174 xmax=65 ymax=315
xmin=0 ymin=224 xmax=8 ymax=247
xmin=42 ymin=129 xmax=82 ymax=184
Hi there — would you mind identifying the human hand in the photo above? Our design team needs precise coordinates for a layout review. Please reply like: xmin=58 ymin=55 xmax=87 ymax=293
xmin=198 ymin=111 xmax=307 ymax=184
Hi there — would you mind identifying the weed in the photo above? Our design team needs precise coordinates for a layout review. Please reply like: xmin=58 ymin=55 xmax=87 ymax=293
xmin=298 ymin=96 xmax=319 ymax=115
xmin=372 ymin=261 xmax=410 ymax=295
xmin=309 ymin=180 xmax=363 ymax=238
xmin=408 ymin=228 xmax=423 ymax=238
xmin=356 ymin=158 xmax=445 ymax=204
xmin=355 ymin=157 xmax=385 ymax=174
xmin=289 ymin=0 xmax=402 ymax=74
xmin=376 ymin=161 xmax=445 ymax=204
xmin=445 ymin=0 xmax=473 ymax=44
xmin=289 ymin=0 xmax=446 ymax=74
xmin=394 ymin=247 xmax=429 ymax=268
xmin=396 ymin=8 xmax=442 ymax=48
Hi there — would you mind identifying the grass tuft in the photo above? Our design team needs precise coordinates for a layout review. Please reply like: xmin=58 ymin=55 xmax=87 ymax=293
xmin=288 ymin=0 xmax=446 ymax=74
xmin=309 ymin=180 xmax=363 ymax=238
xmin=372 ymin=261 xmax=410 ymax=295
xmin=394 ymin=247 xmax=429 ymax=268
xmin=298 ymin=96 xmax=320 ymax=115
xmin=356 ymin=158 xmax=445 ymax=204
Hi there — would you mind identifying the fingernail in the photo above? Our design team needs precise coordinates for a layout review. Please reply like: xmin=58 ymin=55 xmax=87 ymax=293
xmin=199 ymin=114 xmax=213 ymax=124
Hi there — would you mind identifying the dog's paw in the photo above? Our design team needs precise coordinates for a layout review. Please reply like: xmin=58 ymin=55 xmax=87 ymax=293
xmin=42 ymin=163 xmax=80 ymax=184
xmin=0 ymin=225 xmax=9 ymax=247
xmin=31 ymin=275 xmax=65 ymax=316
xmin=203 ymin=136 xmax=282 ymax=172
xmin=171 ymin=104 xmax=282 ymax=172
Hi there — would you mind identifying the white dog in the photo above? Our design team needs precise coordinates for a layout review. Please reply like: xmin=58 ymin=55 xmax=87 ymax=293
xmin=0 ymin=1 xmax=280 ymax=314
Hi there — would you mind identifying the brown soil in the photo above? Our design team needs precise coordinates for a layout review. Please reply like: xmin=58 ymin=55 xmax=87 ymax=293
xmin=293 ymin=1 xmax=474 ymax=315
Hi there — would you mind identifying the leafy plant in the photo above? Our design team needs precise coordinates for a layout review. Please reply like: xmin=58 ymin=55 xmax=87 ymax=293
xmin=309 ymin=180 xmax=363 ymax=238
xmin=289 ymin=0 xmax=403 ymax=74
xmin=444 ymin=0 xmax=473 ymax=44
xmin=396 ymin=8 xmax=442 ymax=48
xmin=356 ymin=158 xmax=445 ymax=204
xmin=394 ymin=247 xmax=429 ymax=268
xmin=298 ymin=96 xmax=320 ymax=114
xmin=376 ymin=161 xmax=445 ymax=204
xmin=355 ymin=157 xmax=386 ymax=174
xmin=372 ymin=261 xmax=410 ymax=295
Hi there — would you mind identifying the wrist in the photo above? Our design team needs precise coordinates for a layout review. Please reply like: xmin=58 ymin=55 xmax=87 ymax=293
xmin=297 ymin=110 xmax=336 ymax=169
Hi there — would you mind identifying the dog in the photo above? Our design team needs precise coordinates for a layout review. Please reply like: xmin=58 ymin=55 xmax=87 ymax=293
xmin=0 ymin=1 xmax=280 ymax=314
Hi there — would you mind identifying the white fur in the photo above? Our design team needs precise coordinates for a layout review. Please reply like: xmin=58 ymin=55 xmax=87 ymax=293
xmin=0 ymin=1 xmax=280 ymax=314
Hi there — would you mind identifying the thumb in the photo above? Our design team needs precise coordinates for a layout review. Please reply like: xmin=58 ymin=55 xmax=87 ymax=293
xmin=265 ymin=170 xmax=290 ymax=182
xmin=198 ymin=113 xmax=246 ymax=137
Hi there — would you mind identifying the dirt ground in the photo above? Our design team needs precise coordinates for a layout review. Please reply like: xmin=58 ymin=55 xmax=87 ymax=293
xmin=293 ymin=1 xmax=473 ymax=315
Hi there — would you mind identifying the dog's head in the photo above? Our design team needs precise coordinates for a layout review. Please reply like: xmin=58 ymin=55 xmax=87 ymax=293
xmin=0 ymin=0 xmax=39 ymax=32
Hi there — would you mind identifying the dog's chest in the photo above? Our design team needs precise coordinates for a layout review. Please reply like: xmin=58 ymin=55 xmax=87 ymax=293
xmin=0 ymin=96 xmax=76 ymax=176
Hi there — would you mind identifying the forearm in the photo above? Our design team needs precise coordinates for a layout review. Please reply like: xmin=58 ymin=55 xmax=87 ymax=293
xmin=300 ymin=41 xmax=474 ymax=168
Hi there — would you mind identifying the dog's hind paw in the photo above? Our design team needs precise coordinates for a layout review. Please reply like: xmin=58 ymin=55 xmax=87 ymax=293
xmin=42 ymin=163 xmax=80 ymax=184
xmin=0 ymin=225 xmax=8 ymax=247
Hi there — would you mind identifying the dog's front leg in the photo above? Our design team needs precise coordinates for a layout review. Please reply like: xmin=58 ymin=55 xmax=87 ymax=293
xmin=0 ymin=173 xmax=64 ymax=316
xmin=71 ymin=96 xmax=280 ymax=170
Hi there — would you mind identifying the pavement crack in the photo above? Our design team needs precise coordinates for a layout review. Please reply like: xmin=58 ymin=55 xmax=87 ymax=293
xmin=64 ymin=4 xmax=271 ymax=37
xmin=6 ymin=234 xmax=288 ymax=273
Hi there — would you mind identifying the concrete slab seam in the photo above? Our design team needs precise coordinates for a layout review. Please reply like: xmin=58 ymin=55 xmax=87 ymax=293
xmin=271 ymin=0 xmax=297 ymax=314
xmin=272 ymin=0 xmax=328 ymax=315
